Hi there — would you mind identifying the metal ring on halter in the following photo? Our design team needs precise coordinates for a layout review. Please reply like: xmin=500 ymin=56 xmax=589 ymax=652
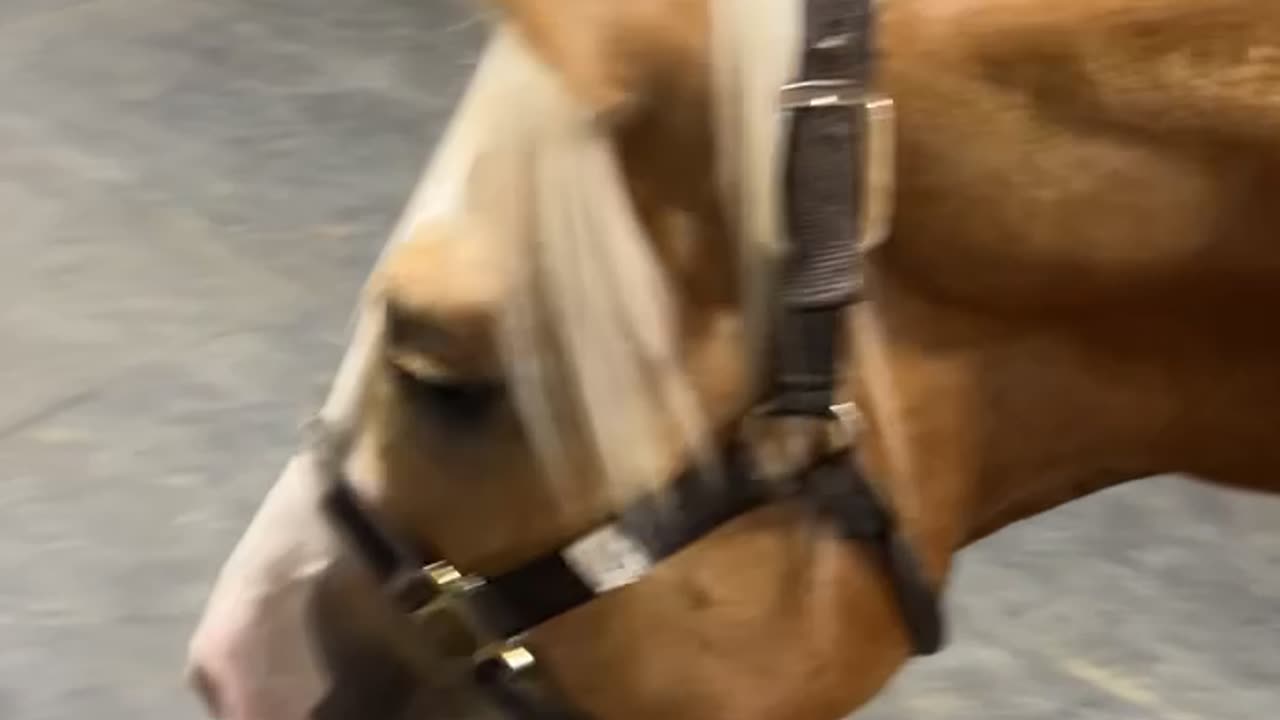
xmin=739 ymin=400 xmax=866 ymax=497
xmin=827 ymin=401 xmax=864 ymax=451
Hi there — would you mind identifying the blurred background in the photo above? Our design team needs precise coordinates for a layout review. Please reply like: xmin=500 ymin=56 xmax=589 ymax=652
xmin=1 ymin=1 xmax=1277 ymax=718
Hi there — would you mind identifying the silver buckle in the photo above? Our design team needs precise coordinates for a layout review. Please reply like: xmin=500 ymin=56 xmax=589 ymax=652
xmin=780 ymin=79 xmax=865 ymax=110
xmin=828 ymin=402 xmax=863 ymax=449
xmin=779 ymin=79 xmax=896 ymax=255
xmin=861 ymin=95 xmax=896 ymax=253
xmin=742 ymin=402 xmax=866 ymax=485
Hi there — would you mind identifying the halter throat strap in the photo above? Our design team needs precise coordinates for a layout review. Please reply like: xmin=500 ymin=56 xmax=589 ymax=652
xmin=759 ymin=0 xmax=944 ymax=656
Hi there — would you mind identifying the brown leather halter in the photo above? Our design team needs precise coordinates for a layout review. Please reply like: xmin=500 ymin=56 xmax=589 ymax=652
xmin=314 ymin=0 xmax=942 ymax=717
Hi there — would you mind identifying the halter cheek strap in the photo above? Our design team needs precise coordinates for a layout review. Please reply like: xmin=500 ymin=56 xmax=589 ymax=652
xmin=771 ymin=0 xmax=873 ymax=417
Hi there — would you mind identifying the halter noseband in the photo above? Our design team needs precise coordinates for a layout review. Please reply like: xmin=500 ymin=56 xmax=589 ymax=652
xmin=316 ymin=0 xmax=944 ymax=716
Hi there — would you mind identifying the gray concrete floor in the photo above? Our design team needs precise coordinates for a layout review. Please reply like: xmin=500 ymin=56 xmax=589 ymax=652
xmin=0 ymin=1 xmax=1276 ymax=719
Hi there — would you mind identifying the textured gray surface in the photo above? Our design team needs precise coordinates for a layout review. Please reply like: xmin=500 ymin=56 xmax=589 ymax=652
xmin=0 ymin=1 xmax=1276 ymax=719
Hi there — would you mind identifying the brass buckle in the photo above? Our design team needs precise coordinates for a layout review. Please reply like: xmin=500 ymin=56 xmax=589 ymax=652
xmin=408 ymin=561 xmax=491 ymax=659
xmin=407 ymin=563 xmax=544 ymax=681
xmin=474 ymin=639 xmax=538 ymax=678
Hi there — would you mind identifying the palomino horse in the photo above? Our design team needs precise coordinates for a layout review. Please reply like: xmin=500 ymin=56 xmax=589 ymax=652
xmin=188 ymin=0 xmax=1280 ymax=718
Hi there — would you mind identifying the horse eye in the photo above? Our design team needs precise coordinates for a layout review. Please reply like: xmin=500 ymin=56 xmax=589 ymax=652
xmin=388 ymin=362 xmax=503 ymax=427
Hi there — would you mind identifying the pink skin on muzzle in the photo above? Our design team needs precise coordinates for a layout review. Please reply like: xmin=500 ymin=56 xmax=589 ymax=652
xmin=187 ymin=454 xmax=336 ymax=720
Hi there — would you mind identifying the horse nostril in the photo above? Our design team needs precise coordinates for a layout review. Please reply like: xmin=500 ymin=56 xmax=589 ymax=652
xmin=189 ymin=663 xmax=226 ymax=719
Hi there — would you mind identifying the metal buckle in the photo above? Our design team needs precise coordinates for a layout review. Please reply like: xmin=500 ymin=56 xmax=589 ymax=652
xmin=743 ymin=402 xmax=865 ymax=485
xmin=407 ymin=561 xmax=491 ymax=659
xmin=827 ymin=401 xmax=863 ymax=450
xmin=779 ymin=79 xmax=865 ymax=110
xmin=475 ymin=640 xmax=538 ymax=678
xmin=861 ymin=94 xmax=896 ymax=253
xmin=404 ymin=563 xmax=545 ymax=683
xmin=778 ymin=80 xmax=896 ymax=255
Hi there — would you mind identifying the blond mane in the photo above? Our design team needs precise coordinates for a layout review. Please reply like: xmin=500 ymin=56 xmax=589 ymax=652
xmin=322 ymin=4 xmax=804 ymax=508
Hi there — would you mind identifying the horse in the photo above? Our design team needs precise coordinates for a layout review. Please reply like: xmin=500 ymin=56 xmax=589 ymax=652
xmin=186 ymin=0 xmax=1280 ymax=718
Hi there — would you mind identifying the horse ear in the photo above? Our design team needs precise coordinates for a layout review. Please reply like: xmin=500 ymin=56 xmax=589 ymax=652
xmin=485 ymin=0 xmax=704 ymax=116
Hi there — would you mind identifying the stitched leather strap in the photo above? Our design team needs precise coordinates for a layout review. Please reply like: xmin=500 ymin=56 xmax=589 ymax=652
xmin=806 ymin=453 xmax=944 ymax=655
xmin=769 ymin=0 xmax=875 ymax=416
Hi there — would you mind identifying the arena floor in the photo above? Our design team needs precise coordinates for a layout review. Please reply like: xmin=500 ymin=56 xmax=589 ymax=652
xmin=1 ymin=1 xmax=1277 ymax=718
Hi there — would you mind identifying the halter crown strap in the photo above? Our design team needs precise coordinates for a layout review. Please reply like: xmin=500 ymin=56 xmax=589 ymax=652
xmin=768 ymin=0 xmax=874 ymax=416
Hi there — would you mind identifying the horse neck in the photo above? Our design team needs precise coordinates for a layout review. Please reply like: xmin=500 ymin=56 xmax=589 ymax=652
xmin=850 ymin=269 xmax=1182 ymax=581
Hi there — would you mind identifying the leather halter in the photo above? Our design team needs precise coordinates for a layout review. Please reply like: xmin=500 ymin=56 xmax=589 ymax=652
xmin=315 ymin=0 xmax=944 ymax=716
